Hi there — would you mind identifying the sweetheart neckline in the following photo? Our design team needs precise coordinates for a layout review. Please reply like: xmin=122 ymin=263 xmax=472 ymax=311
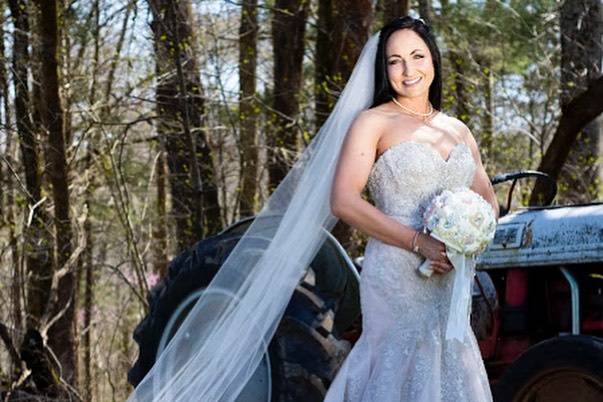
xmin=370 ymin=141 xmax=470 ymax=175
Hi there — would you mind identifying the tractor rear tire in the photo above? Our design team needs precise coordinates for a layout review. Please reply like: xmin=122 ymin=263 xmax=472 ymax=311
xmin=493 ymin=335 xmax=603 ymax=402
xmin=128 ymin=234 xmax=351 ymax=401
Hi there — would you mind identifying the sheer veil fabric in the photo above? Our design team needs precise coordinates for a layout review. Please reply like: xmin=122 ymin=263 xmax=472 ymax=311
xmin=127 ymin=33 xmax=380 ymax=401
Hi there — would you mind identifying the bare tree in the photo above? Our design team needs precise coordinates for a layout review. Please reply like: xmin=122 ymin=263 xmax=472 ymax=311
xmin=148 ymin=0 xmax=221 ymax=251
xmin=153 ymin=149 xmax=169 ymax=277
xmin=0 ymin=1 xmax=6 ymax=219
xmin=472 ymin=0 xmax=498 ymax=166
xmin=81 ymin=1 xmax=100 ymax=398
xmin=8 ymin=0 xmax=54 ymax=334
xmin=314 ymin=0 xmax=375 ymax=128
xmin=238 ymin=0 xmax=259 ymax=217
xmin=315 ymin=0 xmax=375 ymax=253
xmin=417 ymin=0 xmax=433 ymax=24
xmin=33 ymin=0 xmax=77 ymax=385
xmin=378 ymin=0 xmax=409 ymax=21
xmin=314 ymin=0 xmax=333 ymax=128
xmin=530 ymin=76 xmax=603 ymax=204
xmin=556 ymin=0 xmax=602 ymax=202
xmin=268 ymin=0 xmax=309 ymax=190
xmin=1 ymin=2 xmax=24 ymax=380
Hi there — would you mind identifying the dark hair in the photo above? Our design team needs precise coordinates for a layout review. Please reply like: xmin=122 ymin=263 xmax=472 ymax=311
xmin=371 ymin=16 xmax=442 ymax=110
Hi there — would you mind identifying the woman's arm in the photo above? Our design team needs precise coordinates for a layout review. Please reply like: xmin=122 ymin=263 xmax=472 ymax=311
xmin=463 ymin=126 xmax=500 ymax=221
xmin=331 ymin=110 xmax=453 ymax=274
xmin=330 ymin=110 xmax=419 ymax=251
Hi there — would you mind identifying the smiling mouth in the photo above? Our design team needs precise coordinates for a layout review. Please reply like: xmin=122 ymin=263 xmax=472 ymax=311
xmin=403 ymin=77 xmax=422 ymax=86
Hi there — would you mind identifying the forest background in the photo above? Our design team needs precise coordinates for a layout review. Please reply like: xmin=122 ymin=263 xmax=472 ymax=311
xmin=0 ymin=0 xmax=601 ymax=400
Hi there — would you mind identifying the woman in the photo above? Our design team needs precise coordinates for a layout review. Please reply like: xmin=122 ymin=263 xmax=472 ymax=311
xmin=128 ymin=16 xmax=498 ymax=402
xmin=325 ymin=17 xmax=498 ymax=401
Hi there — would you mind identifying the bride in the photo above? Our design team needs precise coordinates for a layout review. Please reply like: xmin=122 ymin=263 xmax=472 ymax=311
xmin=128 ymin=16 xmax=499 ymax=402
xmin=324 ymin=16 xmax=498 ymax=401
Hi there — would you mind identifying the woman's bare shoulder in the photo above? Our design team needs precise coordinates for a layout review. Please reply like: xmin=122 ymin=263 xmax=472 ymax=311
xmin=437 ymin=110 xmax=468 ymax=132
xmin=354 ymin=104 xmax=399 ymax=138
xmin=350 ymin=107 xmax=391 ymax=136
xmin=359 ymin=104 xmax=395 ymax=121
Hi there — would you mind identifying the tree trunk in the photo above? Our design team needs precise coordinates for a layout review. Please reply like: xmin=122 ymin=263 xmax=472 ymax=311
xmin=153 ymin=149 xmax=169 ymax=277
xmin=477 ymin=55 xmax=495 ymax=169
xmin=33 ymin=0 xmax=76 ymax=385
xmin=331 ymin=0 xmax=374 ymax=97
xmin=1 ymin=3 xmax=24 ymax=377
xmin=316 ymin=0 xmax=375 ymax=253
xmin=238 ymin=0 xmax=259 ymax=217
xmin=149 ymin=0 xmax=221 ymax=251
xmin=314 ymin=0 xmax=333 ymax=128
xmin=82 ymin=208 xmax=93 ymax=399
xmin=557 ymin=0 xmax=602 ymax=202
xmin=417 ymin=0 xmax=433 ymax=24
xmin=451 ymin=50 xmax=470 ymax=124
xmin=477 ymin=0 xmax=498 ymax=168
xmin=437 ymin=0 xmax=471 ymax=125
xmin=378 ymin=0 xmax=409 ymax=24
xmin=0 ymin=1 xmax=6 ymax=219
xmin=315 ymin=0 xmax=374 ymax=129
xmin=82 ymin=155 xmax=94 ymax=400
xmin=79 ymin=2 xmax=101 ymax=398
xmin=8 ymin=0 xmax=54 ymax=333
xmin=268 ymin=0 xmax=309 ymax=190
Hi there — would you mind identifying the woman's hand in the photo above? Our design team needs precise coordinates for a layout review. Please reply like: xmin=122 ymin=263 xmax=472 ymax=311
xmin=416 ymin=232 xmax=453 ymax=274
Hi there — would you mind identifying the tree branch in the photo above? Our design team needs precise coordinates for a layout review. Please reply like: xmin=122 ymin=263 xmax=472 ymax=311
xmin=530 ymin=75 xmax=603 ymax=205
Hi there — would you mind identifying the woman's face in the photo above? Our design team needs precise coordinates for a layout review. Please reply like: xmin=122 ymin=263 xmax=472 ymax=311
xmin=385 ymin=29 xmax=434 ymax=100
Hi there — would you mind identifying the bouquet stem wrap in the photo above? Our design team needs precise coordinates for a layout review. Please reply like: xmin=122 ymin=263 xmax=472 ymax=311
xmin=444 ymin=246 xmax=476 ymax=343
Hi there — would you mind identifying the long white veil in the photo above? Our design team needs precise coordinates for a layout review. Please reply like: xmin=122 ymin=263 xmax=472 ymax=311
xmin=127 ymin=32 xmax=380 ymax=402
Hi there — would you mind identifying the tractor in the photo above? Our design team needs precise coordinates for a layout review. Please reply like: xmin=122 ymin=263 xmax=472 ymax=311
xmin=128 ymin=171 xmax=603 ymax=402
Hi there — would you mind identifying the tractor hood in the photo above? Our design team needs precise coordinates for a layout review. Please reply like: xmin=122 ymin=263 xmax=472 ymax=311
xmin=477 ymin=202 xmax=603 ymax=269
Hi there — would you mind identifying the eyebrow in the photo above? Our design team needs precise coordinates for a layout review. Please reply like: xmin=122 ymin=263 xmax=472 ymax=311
xmin=387 ymin=49 xmax=424 ymax=59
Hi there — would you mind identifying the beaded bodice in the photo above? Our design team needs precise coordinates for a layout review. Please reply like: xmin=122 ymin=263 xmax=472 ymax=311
xmin=367 ymin=141 xmax=476 ymax=223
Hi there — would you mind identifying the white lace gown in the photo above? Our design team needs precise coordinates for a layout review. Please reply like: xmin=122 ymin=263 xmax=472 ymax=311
xmin=323 ymin=139 xmax=493 ymax=402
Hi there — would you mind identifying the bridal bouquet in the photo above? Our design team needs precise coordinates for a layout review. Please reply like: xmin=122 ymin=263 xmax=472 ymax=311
xmin=416 ymin=187 xmax=497 ymax=342
xmin=418 ymin=188 xmax=497 ymax=276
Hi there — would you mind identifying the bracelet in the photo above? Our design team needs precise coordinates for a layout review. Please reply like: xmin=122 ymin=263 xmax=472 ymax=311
xmin=411 ymin=231 xmax=421 ymax=253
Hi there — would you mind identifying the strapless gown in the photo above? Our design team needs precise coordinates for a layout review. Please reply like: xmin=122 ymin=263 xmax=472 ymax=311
xmin=323 ymin=140 xmax=493 ymax=401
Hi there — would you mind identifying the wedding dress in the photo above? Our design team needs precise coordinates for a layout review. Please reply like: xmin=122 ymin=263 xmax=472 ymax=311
xmin=127 ymin=29 xmax=494 ymax=401
xmin=324 ymin=120 xmax=493 ymax=402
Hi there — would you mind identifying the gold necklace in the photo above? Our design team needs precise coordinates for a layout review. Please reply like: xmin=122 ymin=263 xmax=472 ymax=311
xmin=392 ymin=97 xmax=434 ymax=118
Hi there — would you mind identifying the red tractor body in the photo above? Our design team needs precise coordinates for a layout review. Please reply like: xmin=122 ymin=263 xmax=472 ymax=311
xmin=470 ymin=193 xmax=603 ymax=401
